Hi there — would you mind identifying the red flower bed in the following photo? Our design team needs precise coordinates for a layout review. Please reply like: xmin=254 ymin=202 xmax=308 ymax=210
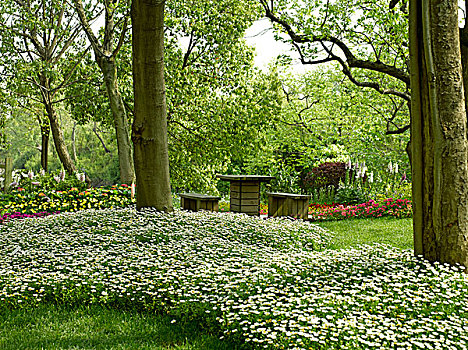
xmin=309 ymin=199 xmax=412 ymax=221
xmin=0 ymin=211 xmax=59 ymax=224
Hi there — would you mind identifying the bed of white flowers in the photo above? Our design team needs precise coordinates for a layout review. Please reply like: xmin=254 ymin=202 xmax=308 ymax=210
xmin=1 ymin=208 xmax=468 ymax=350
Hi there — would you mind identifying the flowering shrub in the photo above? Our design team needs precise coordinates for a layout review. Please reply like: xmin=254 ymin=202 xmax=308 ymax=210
xmin=1 ymin=208 xmax=467 ymax=349
xmin=303 ymin=162 xmax=346 ymax=191
xmin=0 ymin=185 xmax=134 ymax=217
xmin=309 ymin=198 xmax=412 ymax=221
xmin=9 ymin=169 xmax=87 ymax=193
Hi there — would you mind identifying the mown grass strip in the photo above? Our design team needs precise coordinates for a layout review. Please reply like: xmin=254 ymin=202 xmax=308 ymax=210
xmin=0 ymin=304 xmax=243 ymax=350
xmin=316 ymin=217 xmax=413 ymax=250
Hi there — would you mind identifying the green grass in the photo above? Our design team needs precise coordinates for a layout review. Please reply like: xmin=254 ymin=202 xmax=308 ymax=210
xmin=0 ymin=304 xmax=242 ymax=350
xmin=316 ymin=217 xmax=413 ymax=250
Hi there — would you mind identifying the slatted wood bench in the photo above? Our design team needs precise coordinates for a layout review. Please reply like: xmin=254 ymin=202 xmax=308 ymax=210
xmin=267 ymin=192 xmax=311 ymax=220
xmin=179 ymin=193 xmax=221 ymax=212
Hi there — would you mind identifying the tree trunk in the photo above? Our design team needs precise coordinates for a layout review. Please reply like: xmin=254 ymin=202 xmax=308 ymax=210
xmin=73 ymin=0 xmax=135 ymax=184
xmin=71 ymin=122 xmax=78 ymax=163
xmin=131 ymin=0 xmax=173 ymax=211
xmin=93 ymin=121 xmax=111 ymax=154
xmin=40 ymin=74 xmax=76 ymax=175
xmin=409 ymin=0 xmax=468 ymax=267
xmin=40 ymin=124 xmax=49 ymax=172
xmin=98 ymin=58 xmax=134 ymax=183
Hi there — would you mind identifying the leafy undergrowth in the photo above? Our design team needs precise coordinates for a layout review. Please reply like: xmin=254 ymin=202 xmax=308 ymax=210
xmin=1 ymin=208 xmax=467 ymax=349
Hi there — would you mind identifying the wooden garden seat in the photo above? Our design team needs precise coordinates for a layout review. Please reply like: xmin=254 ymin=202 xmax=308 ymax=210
xmin=179 ymin=193 xmax=221 ymax=212
xmin=267 ymin=192 xmax=311 ymax=220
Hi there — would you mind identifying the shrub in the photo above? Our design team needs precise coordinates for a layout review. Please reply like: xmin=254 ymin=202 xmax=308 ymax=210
xmin=303 ymin=162 xmax=346 ymax=191
xmin=334 ymin=184 xmax=367 ymax=204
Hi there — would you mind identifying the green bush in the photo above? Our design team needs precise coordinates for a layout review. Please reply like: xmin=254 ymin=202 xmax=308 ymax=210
xmin=334 ymin=184 xmax=367 ymax=204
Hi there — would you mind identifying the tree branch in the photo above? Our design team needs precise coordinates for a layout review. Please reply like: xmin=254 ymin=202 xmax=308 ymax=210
xmin=261 ymin=1 xmax=410 ymax=86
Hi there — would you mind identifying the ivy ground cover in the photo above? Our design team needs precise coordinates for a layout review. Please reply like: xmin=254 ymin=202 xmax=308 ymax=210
xmin=1 ymin=208 xmax=467 ymax=349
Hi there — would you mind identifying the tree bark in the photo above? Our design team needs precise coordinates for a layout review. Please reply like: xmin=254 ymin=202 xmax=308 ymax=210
xmin=131 ymin=0 xmax=173 ymax=211
xmin=410 ymin=0 xmax=468 ymax=267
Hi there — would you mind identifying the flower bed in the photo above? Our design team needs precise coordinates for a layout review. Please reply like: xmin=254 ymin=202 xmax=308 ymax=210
xmin=1 ymin=208 xmax=466 ymax=349
xmin=0 ymin=185 xmax=134 ymax=218
xmin=309 ymin=199 xmax=412 ymax=221
xmin=0 ymin=211 xmax=58 ymax=225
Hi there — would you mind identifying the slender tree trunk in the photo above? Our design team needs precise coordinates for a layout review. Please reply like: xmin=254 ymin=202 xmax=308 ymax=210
xmin=71 ymin=122 xmax=78 ymax=163
xmin=73 ymin=0 xmax=134 ymax=184
xmin=131 ymin=0 xmax=173 ymax=211
xmin=93 ymin=121 xmax=111 ymax=154
xmin=410 ymin=0 xmax=468 ymax=267
xmin=98 ymin=58 xmax=134 ymax=183
xmin=40 ymin=75 xmax=76 ymax=175
xmin=40 ymin=124 xmax=49 ymax=172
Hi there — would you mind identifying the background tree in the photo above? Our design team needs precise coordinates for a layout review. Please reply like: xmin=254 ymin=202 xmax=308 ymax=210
xmin=245 ymin=66 xmax=410 ymax=192
xmin=73 ymin=0 xmax=134 ymax=183
xmin=165 ymin=0 xmax=285 ymax=193
xmin=0 ymin=0 xmax=88 ymax=174
xmin=256 ymin=0 xmax=412 ymax=157
xmin=131 ymin=0 xmax=173 ymax=211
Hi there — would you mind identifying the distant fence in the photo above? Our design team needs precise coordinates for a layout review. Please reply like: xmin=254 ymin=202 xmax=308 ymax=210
xmin=0 ymin=157 xmax=13 ymax=193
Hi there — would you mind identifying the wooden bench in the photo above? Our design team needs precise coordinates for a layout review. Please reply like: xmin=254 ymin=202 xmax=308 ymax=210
xmin=267 ymin=192 xmax=311 ymax=220
xmin=180 ymin=193 xmax=221 ymax=212
xmin=0 ymin=157 xmax=13 ymax=193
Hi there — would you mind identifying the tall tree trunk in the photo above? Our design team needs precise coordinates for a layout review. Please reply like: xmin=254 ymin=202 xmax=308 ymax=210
xmin=410 ymin=0 xmax=468 ymax=267
xmin=40 ymin=124 xmax=49 ymax=172
xmin=99 ymin=58 xmax=134 ymax=183
xmin=131 ymin=0 xmax=173 ymax=212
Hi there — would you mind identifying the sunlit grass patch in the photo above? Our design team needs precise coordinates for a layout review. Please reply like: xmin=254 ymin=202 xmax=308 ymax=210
xmin=0 ymin=304 xmax=242 ymax=350
xmin=316 ymin=217 xmax=413 ymax=250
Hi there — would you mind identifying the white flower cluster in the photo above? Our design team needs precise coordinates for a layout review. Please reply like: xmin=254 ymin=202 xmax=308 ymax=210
xmin=0 ymin=208 xmax=467 ymax=349
xmin=388 ymin=161 xmax=399 ymax=174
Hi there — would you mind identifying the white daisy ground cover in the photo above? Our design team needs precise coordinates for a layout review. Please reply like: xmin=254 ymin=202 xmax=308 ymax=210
xmin=1 ymin=208 xmax=467 ymax=349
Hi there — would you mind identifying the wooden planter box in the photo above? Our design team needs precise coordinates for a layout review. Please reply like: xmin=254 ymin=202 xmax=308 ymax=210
xmin=216 ymin=175 xmax=275 ymax=216
xmin=180 ymin=193 xmax=221 ymax=212
xmin=267 ymin=192 xmax=311 ymax=220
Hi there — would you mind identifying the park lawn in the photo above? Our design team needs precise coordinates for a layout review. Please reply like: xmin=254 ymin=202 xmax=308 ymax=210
xmin=0 ymin=304 xmax=241 ymax=350
xmin=316 ymin=217 xmax=413 ymax=250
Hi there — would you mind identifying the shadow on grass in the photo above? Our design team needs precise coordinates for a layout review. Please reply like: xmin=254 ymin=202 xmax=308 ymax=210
xmin=0 ymin=304 xmax=245 ymax=350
